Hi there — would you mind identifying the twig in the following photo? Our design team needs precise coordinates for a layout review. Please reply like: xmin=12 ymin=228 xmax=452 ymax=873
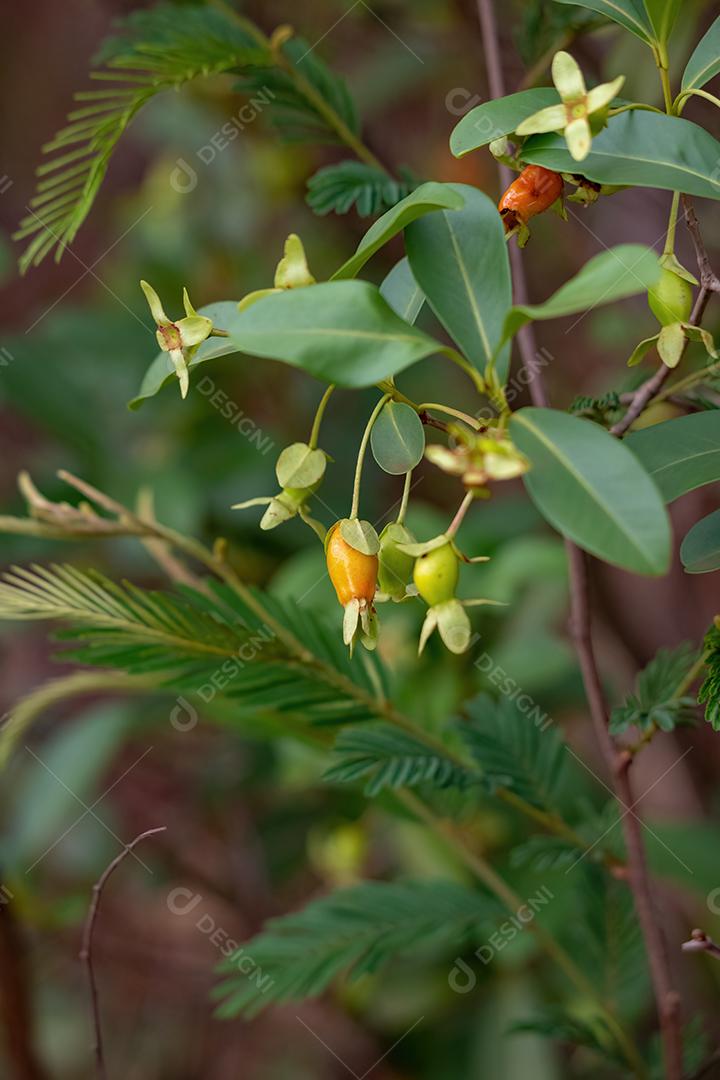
xmin=611 ymin=197 xmax=717 ymax=437
xmin=80 ymin=827 xmax=166 ymax=1080
xmin=476 ymin=2 xmax=682 ymax=1075
xmin=681 ymin=928 xmax=720 ymax=961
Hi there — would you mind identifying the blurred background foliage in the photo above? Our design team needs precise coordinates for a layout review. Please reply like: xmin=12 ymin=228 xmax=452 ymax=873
xmin=1 ymin=0 xmax=720 ymax=1076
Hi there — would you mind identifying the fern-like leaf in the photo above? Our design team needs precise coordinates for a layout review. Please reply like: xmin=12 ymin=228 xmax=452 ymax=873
xmin=610 ymin=643 xmax=699 ymax=735
xmin=15 ymin=4 xmax=265 ymax=271
xmin=323 ymin=723 xmax=475 ymax=796
xmin=214 ymin=879 xmax=499 ymax=1017
xmin=457 ymin=693 xmax=567 ymax=810
xmin=234 ymin=36 xmax=358 ymax=144
xmin=698 ymin=623 xmax=720 ymax=730
xmin=306 ymin=161 xmax=416 ymax=217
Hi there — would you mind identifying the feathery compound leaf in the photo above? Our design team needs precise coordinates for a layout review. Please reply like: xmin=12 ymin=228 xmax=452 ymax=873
xmin=234 ymin=35 xmax=358 ymax=144
xmin=458 ymin=693 xmax=566 ymax=810
xmin=306 ymin=162 xmax=416 ymax=217
xmin=511 ymin=1010 xmax=628 ymax=1068
xmin=323 ymin=723 xmax=475 ymax=796
xmin=698 ymin=623 xmax=720 ymax=731
xmin=610 ymin=643 xmax=700 ymax=735
xmin=214 ymin=880 xmax=498 ymax=1017
xmin=15 ymin=4 xmax=266 ymax=271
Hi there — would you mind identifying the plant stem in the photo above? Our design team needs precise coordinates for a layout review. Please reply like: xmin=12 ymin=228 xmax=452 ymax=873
xmin=477 ymin=2 xmax=683 ymax=1074
xmin=309 ymin=384 xmax=334 ymax=449
xmin=446 ymin=491 xmax=474 ymax=538
xmin=350 ymin=393 xmax=392 ymax=519
xmin=80 ymin=827 xmax=166 ymax=1080
xmin=400 ymin=790 xmax=648 ymax=1079
xmin=675 ymin=87 xmax=720 ymax=113
xmin=663 ymin=191 xmax=680 ymax=257
xmin=417 ymin=402 xmax=483 ymax=430
xmin=396 ymin=471 xmax=412 ymax=526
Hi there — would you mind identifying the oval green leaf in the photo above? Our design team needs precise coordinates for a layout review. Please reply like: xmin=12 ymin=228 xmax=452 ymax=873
xmin=680 ymin=510 xmax=720 ymax=574
xmin=552 ymin=0 xmax=655 ymax=44
xmin=682 ymin=15 xmax=720 ymax=92
xmin=370 ymin=401 xmax=425 ymax=475
xmin=379 ymin=258 xmax=424 ymax=324
xmin=522 ymin=112 xmax=720 ymax=200
xmin=276 ymin=443 xmax=326 ymax=489
xmin=225 ymin=281 xmax=446 ymax=388
xmin=500 ymin=244 xmax=660 ymax=347
xmin=510 ymin=407 xmax=671 ymax=575
xmin=625 ymin=411 xmax=720 ymax=502
xmin=405 ymin=184 xmax=512 ymax=381
xmin=450 ymin=88 xmax=561 ymax=158
xmin=340 ymin=518 xmax=380 ymax=555
xmin=129 ymin=301 xmax=240 ymax=409
xmin=331 ymin=182 xmax=465 ymax=281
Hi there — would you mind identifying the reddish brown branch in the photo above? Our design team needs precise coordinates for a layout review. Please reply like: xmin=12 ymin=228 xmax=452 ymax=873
xmin=475 ymin=2 xmax=684 ymax=1075
xmin=80 ymin=827 xmax=166 ymax=1080
xmin=0 ymin=895 xmax=47 ymax=1080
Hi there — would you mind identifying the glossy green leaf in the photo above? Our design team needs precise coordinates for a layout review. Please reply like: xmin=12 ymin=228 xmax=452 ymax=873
xmin=450 ymin=88 xmax=560 ymax=157
xmin=379 ymin=257 xmax=424 ymax=324
xmin=643 ymin=0 xmax=681 ymax=44
xmin=405 ymin=184 xmax=512 ymax=380
xmin=331 ymin=182 xmax=465 ymax=281
xmin=682 ymin=16 xmax=720 ymax=93
xmin=225 ymin=281 xmax=445 ymax=388
xmin=510 ymin=407 xmax=671 ymax=575
xmin=680 ymin=510 xmax=720 ymax=574
xmin=552 ymin=0 xmax=655 ymax=44
xmin=129 ymin=301 xmax=239 ymax=409
xmin=501 ymin=245 xmax=660 ymax=346
xmin=625 ymin=412 xmax=720 ymax=502
xmin=370 ymin=401 xmax=425 ymax=475
xmin=522 ymin=112 xmax=720 ymax=200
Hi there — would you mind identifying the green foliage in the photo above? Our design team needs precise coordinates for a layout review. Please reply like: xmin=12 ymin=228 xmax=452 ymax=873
xmin=551 ymin=0 xmax=659 ymax=46
xmin=234 ymin=35 xmax=358 ymax=144
xmin=522 ymin=112 xmax=720 ymax=201
xmin=698 ymin=624 xmax=720 ymax=730
xmin=511 ymin=1010 xmax=629 ymax=1069
xmin=510 ymin=802 xmax=621 ymax=870
xmin=214 ymin=879 xmax=499 ymax=1017
xmin=15 ymin=3 xmax=264 ymax=272
xmin=681 ymin=510 xmax=720 ymax=574
xmin=458 ymin=693 xmax=567 ymax=810
xmin=682 ymin=15 xmax=720 ymax=93
xmin=226 ymin=281 xmax=446 ymax=387
xmin=405 ymin=184 xmax=512 ymax=381
xmin=626 ymin=411 xmax=720 ymax=503
xmin=610 ymin=643 xmax=700 ymax=734
xmin=370 ymin=401 xmax=425 ymax=475
xmin=323 ymin=723 xmax=474 ymax=796
xmin=569 ymin=391 xmax=622 ymax=425
xmin=510 ymin=407 xmax=671 ymax=576
xmin=500 ymin=246 xmax=661 ymax=348
xmin=306 ymin=161 xmax=416 ymax=217
xmin=449 ymin=88 xmax=559 ymax=157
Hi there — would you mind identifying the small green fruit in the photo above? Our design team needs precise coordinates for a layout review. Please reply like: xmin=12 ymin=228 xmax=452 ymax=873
xmin=378 ymin=522 xmax=415 ymax=600
xmin=648 ymin=269 xmax=693 ymax=327
xmin=413 ymin=542 xmax=459 ymax=606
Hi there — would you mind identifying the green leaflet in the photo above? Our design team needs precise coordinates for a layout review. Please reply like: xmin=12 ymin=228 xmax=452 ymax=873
xmin=331 ymin=182 xmax=465 ymax=280
xmin=449 ymin=88 xmax=561 ymax=157
xmin=370 ymin=401 xmax=425 ymax=475
xmin=405 ymin=184 xmax=512 ymax=381
xmin=224 ymin=281 xmax=447 ymax=388
xmin=510 ymin=407 xmax=671 ymax=576
xmin=681 ymin=510 xmax=720 ymax=574
xmin=552 ymin=0 xmax=655 ymax=44
xmin=500 ymin=245 xmax=660 ymax=347
xmin=682 ymin=16 xmax=720 ymax=93
xmin=521 ymin=112 xmax=720 ymax=201
xmin=625 ymin=412 xmax=720 ymax=502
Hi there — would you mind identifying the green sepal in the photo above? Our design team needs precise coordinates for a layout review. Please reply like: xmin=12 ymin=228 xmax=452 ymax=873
xmin=275 ymin=442 xmax=327 ymax=489
xmin=340 ymin=518 xmax=380 ymax=555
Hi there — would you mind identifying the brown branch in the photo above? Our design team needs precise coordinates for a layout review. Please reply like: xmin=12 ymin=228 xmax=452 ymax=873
xmin=683 ymin=197 xmax=720 ymax=294
xmin=681 ymin=928 xmax=720 ymax=961
xmin=0 ymin=893 xmax=47 ymax=1080
xmin=476 ymin=3 xmax=683 ymax=1075
xmin=80 ymin=827 xmax=166 ymax=1080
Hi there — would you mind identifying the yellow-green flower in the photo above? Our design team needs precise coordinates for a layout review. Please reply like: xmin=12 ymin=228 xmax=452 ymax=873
xmin=141 ymin=281 xmax=212 ymax=398
xmin=515 ymin=51 xmax=625 ymax=162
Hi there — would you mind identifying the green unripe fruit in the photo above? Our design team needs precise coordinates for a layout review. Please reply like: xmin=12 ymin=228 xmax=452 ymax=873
xmin=648 ymin=269 xmax=693 ymax=327
xmin=413 ymin=542 xmax=459 ymax=606
xmin=377 ymin=522 xmax=415 ymax=600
